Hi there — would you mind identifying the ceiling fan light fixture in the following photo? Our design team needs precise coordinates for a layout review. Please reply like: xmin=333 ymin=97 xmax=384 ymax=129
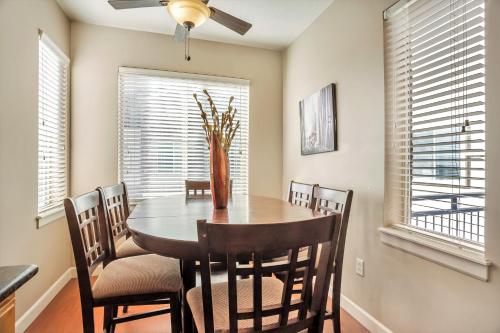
xmin=167 ymin=0 xmax=211 ymax=28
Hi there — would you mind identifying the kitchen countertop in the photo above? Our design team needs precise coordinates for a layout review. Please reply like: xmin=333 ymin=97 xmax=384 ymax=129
xmin=0 ymin=265 xmax=38 ymax=302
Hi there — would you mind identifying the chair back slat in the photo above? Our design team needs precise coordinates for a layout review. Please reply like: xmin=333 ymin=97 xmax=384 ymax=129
xmin=279 ymin=247 xmax=299 ymax=326
xmin=300 ymin=244 xmax=318 ymax=319
xmin=253 ymin=252 xmax=263 ymax=331
xmin=196 ymin=214 xmax=340 ymax=333
xmin=99 ymin=182 xmax=131 ymax=258
xmin=288 ymin=181 xmax=317 ymax=208
xmin=310 ymin=242 xmax=334 ymax=314
xmin=197 ymin=221 xmax=215 ymax=333
xmin=64 ymin=191 xmax=110 ymax=302
xmin=227 ymin=254 xmax=238 ymax=333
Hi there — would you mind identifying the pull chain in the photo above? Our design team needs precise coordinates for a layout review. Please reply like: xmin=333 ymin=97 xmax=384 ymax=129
xmin=185 ymin=26 xmax=191 ymax=61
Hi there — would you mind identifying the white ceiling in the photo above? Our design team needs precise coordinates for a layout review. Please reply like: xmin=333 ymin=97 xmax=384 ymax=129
xmin=56 ymin=0 xmax=334 ymax=50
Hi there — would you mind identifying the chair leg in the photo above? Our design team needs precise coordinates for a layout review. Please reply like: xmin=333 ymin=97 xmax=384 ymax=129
xmin=111 ymin=305 xmax=117 ymax=333
xmin=332 ymin=297 xmax=341 ymax=333
xmin=170 ymin=292 xmax=182 ymax=333
xmin=333 ymin=317 xmax=341 ymax=333
xmin=103 ymin=305 xmax=112 ymax=333
xmin=81 ymin=304 xmax=95 ymax=333
xmin=123 ymin=305 xmax=129 ymax=313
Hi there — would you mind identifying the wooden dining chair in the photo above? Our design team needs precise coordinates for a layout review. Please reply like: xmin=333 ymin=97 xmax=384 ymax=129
xmin=278 ymin=186 xmax=353 ymax=332
xmin=268 ymin=181 xmax=317 ymax=270
xmin=185 ymin=180 xmax=211 ymax=198
xmin=187 ymin=215 xmax=341 ymax=333
xmin=185 ymin=180 xmax=233 ymax=270
xmin=288 ymin=181 xmax=317 ymax=208
xmin=64 ymin=190 xmax=182 ymax=333
xmin=312 ymin=186 xmax=353 ymax=333
xmin=185 ymin=180 xmax=233 ymax=199
xmin=98 ymin=182 xmax=148 ymax=260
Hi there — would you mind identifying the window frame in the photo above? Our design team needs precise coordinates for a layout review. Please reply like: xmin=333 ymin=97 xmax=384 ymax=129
xmin=381 ymin=0 xmax=490 ymax=280
xmin=36 ymin=30 xmax=70 ymax=228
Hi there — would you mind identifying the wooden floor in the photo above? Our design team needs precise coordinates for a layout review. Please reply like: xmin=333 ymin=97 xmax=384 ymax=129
xmin=26 ymin=279 xmax=369 ymax=333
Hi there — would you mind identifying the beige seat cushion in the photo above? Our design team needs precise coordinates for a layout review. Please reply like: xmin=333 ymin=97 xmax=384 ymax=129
xmin=115 ymin=237 xmax=149 ymax=258
xmin=93 ymin=254 xmax=181 ymax=300
xmin=187 ymin=277 xmax=285 ymax=332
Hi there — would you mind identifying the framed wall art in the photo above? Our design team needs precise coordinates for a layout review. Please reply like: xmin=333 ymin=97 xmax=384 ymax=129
xmin=299 ymin=83 xmax=337 ymax=155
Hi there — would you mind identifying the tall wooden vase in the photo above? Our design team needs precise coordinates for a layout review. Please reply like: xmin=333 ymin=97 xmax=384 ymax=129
xmin=210 ymin=132 xmax=230 ymax=209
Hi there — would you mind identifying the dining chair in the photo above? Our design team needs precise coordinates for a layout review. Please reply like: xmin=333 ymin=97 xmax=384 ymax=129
xmin=98 ymin=182 xmax=148 ymax=260
xmin=267 ymin=181 xmax=317 ymax=268
xmin=312 ymin=186 xmax=353 ymax=333
xmin=187 ymin=215 xmax=341 ymax=333
xmin=278 ymin=185 xmax=354 ymax=332
xmin=185 ymin=180 xmax=211 ymax=198
xmin=185 ymin=179 xmax=233 ymax=199
xmin=185 ymin=180 xmax=233 ymax=271
xmin=98 ymin=182 xmax=151 ymax=315
xmin=64 ymin=190 xmax=182 ymax=333
xmin=288 ymin=181 xmax=317 ymax=208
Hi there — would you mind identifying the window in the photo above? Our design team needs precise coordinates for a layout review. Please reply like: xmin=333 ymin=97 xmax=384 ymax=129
xmin=384 ymin=0 xmax=485 ymax=245
xmin=37 ymin=31 xmax=69 ymax=221
xmin=118 ymin=67 xmax=249 ymax=201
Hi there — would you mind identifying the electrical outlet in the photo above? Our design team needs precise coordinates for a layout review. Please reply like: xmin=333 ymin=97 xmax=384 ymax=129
xmin=356 ymin=258 xmax=364 ymax=277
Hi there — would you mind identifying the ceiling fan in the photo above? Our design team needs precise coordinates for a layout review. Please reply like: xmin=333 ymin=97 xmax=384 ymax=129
xmin=108 ymin=0 xmax=252 ymax=61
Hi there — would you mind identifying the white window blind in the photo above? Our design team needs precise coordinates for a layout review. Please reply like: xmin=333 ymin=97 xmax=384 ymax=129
xmin=384 ymin=0 xmax=485 ymax=245
xmin=118 ymin=67 xmax=249 ymax=201
xmin=37 ymin=32 xmax=69 ymax=217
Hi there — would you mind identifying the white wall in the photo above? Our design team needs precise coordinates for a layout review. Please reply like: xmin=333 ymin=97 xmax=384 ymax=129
xmin=282 ymin=0 xmax=500 ymax=332
xmin=70 ymin=23 xmax=283 ymax=199
xmin=0 ymin=0 xmax=73 ymax=319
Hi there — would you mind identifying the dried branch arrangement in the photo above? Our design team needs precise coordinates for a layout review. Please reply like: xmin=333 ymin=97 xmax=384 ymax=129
xmin=193 ymin=89 xmax=240 ymax=153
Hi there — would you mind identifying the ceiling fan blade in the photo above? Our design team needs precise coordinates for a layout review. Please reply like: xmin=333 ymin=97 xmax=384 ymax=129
xmin=108 ymin=0 xmax=167 ymax=10
xmin=174 ymin=24 xmax=187 ymax=43
xmin=209 ymin=7 xmax=252 ymax=35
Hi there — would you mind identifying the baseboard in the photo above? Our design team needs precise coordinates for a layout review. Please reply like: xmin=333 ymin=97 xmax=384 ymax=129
xmin=15 ymin=267 xmax=77 ymax=333
xmin=340 ymin=294 xmax=393 ymax=333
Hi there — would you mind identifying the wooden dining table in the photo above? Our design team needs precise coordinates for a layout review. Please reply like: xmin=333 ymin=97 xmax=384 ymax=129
xmin=126 ymin=194 xmax=327 ymax=333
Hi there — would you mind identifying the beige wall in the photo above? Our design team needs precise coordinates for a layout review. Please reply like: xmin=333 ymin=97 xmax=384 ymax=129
xmin=282 ymin=0 xmax=500 ymax=332
xmin=3 ymin=0 xmax=499 ymax=330
xmin=70 ymin=23 xmax=283 ymax=198
xmin=0 ymin=0 xmax=73 ymax=319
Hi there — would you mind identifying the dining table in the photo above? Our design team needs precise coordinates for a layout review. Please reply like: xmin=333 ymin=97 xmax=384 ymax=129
xmin=126 ymin=194 xmax=328 ymax=333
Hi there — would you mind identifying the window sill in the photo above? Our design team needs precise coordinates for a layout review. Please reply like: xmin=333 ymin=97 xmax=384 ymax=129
xmin=379 ymin=225 xmax=491 ymax=281
xmin=36 ymin=207 xmax=65 ymax=228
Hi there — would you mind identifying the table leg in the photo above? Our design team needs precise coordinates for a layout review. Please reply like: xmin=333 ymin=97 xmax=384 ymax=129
xmin=181 ymin=259 xmax=196 ymax=333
